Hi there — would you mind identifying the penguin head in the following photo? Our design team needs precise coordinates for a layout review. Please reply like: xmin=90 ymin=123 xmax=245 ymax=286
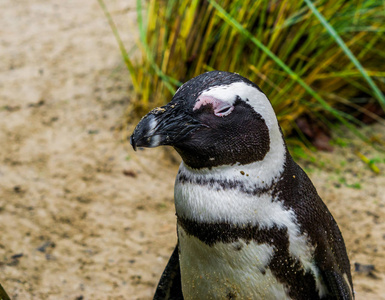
xmin=130 ymin=71 xmax=285 ymax=169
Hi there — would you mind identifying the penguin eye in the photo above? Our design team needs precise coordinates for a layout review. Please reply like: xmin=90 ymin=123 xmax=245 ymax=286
xmin=214 ymin=104 xmax=234 ymax=117
xmin=193 ymin=95 xmax=234 ymax=117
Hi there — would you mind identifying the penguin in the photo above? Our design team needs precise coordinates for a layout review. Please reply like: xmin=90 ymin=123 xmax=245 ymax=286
xmin=130 ymin=71 xmax=354 ymax=300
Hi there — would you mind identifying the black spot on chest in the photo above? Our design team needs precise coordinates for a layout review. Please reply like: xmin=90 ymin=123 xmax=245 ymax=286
xmin=233 ymin=242 xmax=243 ymax=251
xmin=226 ymin=291 xmax=237 ymax=299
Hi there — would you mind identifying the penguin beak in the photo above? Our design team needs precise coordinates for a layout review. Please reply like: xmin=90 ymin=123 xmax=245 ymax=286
xmin=130 ymin=103 xmax=204 ymax=151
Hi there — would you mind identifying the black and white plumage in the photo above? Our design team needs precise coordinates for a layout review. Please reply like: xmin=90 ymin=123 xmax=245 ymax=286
xmin=130 ymin=71 xmax=354 ymax=300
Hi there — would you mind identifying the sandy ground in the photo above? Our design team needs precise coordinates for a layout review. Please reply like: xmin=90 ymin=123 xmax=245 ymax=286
xmin=0 ymin=1 xmax=384 ymax=299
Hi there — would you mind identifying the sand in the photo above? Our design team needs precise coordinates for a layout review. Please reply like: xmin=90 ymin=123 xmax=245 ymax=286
xmin=0 ymin=0 xmax=384 ymax=299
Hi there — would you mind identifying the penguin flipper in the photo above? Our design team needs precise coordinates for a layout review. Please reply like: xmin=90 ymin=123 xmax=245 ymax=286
xmin=0 ymin=283 xmax=11 ymax=300
xmin=322 ymin=269 xmax=354 ymax=300
xmin=153 ymin=245 xmax=183 ymax=300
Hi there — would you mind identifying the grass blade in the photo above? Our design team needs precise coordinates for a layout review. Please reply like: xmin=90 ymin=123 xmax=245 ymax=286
xmin=97 ymin=0 xmax=139 ymax=93
xmin=207 ymin=0 xmax=368 ymax=141
xmin=136 ymin=0 xmax=181 ymax=92
xmin=304 ymin=0 xmax=385 ymax=111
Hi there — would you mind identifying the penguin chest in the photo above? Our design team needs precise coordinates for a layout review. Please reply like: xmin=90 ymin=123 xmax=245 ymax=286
xmin=177 ymin=226 xmax=289 ymax=300
xmin=174 ymin=167 xmax=329 ymax=299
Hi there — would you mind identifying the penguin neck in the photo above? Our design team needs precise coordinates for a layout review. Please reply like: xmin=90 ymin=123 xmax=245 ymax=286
xmin=177 ymin=125 xmax=287 ymax=189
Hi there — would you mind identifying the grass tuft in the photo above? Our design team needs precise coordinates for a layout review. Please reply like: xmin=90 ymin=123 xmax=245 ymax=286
xmin=100 ymin=0 xmax=385 ymax=145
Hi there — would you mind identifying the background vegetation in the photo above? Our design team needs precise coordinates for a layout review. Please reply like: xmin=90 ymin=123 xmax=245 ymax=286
xmin=100 ymin=0 xmax=385 ymax=149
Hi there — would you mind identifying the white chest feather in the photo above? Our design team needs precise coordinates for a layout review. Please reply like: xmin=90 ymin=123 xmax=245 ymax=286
xmin=178 ymin=226 xmax=289 ymax=300
xmin=174 ymin=162 xmax=328 ymax=299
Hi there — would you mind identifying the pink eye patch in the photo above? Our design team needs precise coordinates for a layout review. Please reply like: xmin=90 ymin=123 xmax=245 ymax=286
xmin=193 ymin=95 xmax=234 ymax=117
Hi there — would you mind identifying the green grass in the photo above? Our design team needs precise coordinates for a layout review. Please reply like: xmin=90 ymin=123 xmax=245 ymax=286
xmin=99 ymin=0 xmax=385 ymax=144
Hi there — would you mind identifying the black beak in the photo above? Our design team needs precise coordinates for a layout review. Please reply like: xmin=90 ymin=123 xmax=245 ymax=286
xmin=130 ymin=103 xmax=204 ymax=151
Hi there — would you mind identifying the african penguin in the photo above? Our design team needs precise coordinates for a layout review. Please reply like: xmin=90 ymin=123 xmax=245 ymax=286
xmin=130 ymin=71 xmax=354 ymax=300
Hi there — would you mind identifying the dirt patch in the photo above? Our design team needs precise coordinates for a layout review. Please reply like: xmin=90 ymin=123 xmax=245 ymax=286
xmin=0 ymin=1 xmax=384 ymax=299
